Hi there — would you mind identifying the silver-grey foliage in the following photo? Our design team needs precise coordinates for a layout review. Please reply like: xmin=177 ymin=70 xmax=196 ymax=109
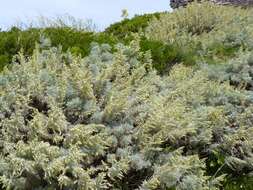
xmin=0 ymin=40 xmax=253 ymax=189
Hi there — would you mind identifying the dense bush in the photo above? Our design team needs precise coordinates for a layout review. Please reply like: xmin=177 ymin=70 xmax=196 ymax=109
xmin=0 ymin=27 xmax=118 ymax=71
xmin=204 ymin=51 xmax=253 ymax=90
xmin=1 ymin=2 xmax=253 ymax=189
xmin=0 ymin=12 xmax=162 ymax=72
xmin=105 ymin=13 xmax=161 ymax=39
xmin=0 ymin=26 xmax=195 ymax=75
xmin=2 ymin=39 xmax=253 ymax=189
xmin=139 ymin=39 xmax=196 ymax=74
xmin=105 ymin=13 xmax=195 ymax=74
xmin=146 ymin=2 xmax=253 ymax=67
xmin=146 ymin=2 xmax=253 ymax=42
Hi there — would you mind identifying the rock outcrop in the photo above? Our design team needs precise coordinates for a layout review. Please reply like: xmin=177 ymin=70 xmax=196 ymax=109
xmin=170 ymin=0 xmax=253 ymax=9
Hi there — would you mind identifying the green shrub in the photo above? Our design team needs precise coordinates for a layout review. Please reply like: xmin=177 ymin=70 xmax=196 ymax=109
xmin=0 ymin=27 xmax=118 ymax=71
xmin=0 ymin=55 xmax=9 ymax=71
xmin=0 ymin=25 xmax=194 ymax=74
xmin=105 ymin=13 xmax=161 ymax=39
xmin=140 ymin=39 xmax=196 ymax=74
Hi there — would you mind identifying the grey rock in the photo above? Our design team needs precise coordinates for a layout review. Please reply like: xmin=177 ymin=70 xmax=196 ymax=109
xmin=170 ymin=0 xmax=253 ymax=9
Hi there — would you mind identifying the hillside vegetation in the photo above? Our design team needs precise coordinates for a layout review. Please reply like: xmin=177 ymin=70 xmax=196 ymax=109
xmin=1 ymin=2 xmax=253 ymax=189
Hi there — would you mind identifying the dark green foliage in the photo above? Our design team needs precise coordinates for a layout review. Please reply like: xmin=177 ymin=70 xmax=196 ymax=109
xmin=0 ymin=55 xmax=9 ymax=71
xmin=224 ymin=176 xmax=253 ymax=190
xmin=139 ymin=39 xmax=196 ymax=74
xmin=43 ymin=28 xmax=117 ymax=56
xmin=105 ymin=13 xmax=161 ymax=39
xmin=0 ymin=25 xmax=196 ymax=75
xmin=0 ymin=27 xmax=118 ymax=71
